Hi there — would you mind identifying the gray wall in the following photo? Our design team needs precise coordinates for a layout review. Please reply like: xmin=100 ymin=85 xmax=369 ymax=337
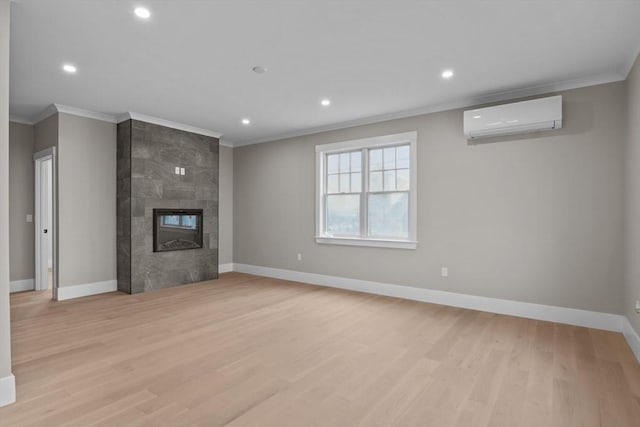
xmin=9 ymin=122 xmax=35 ymax=282
xmin=34 ymin=113 xmax=58 ymax=152
xmin=234 ymin=82 xmax=626 ymax=314
xmin=0 ymin=0 xmax=12 ymax=395
xmin=58 ymin=113 xmax=116 ymax=287
xmin=625 ymin=54 xmax=640 ymax=334
xmin=219 ymin=145 xmax=233 ymax=264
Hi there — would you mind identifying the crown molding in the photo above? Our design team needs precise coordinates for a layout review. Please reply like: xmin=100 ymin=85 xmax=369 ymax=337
xmin=32 ymin=103 xmax=116 ymax=125
xmin=54 ymin=104 xmax=118 ymax=123
xmin=28 ymin=104 xmax=226 ymax=142
xmin=9 ymin=115 xmax=34 ymax=125
xmin=32 ymin=104 xmax=59 ymax=125
xmin=623 ymin=47 xmax=640 ymax=79
xmin=118 ymin=112 xmax=223 ymax=139
xmin=236 ymin=71 xmax=626 ymax=147
xmin=219 ymin=139 xmax=235 ymax=148
xmin=21 ymin=67 xmax=628 ymax=148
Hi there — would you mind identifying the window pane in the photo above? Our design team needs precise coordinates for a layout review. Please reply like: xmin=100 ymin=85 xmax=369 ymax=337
xmin=383 ymin=147 xmax=396 ymax=170
xmin=327 ymin=154 xmax=339 ymax=174
xmin=396 ymin=169 xmax=410 ymax=191
xmin=327 ymin=174 xmax=339 ymax=193
xmin=181 ymin=215 xmax=197 ymax=229
xmin=351 ymin=152 xmax=361 ymax=172
xmin=396 ymin=145 xmax=410 ymax=169
xmin=327 ymin=194 xmax=360 ymax=236
xmin=384 ymin=170 xmax=396 ymax=191
xmin=340 ymin=152 xmax=351 ymax=173
xmin=351 ymin=173 xmax=361 ymax=193
xmin=370 ymin=149 xmax=383 ymax=171
xmin=340 ymin=173 xmax=350 ymax=193
xmin=368 ymin=192 xmax=409 ymax=238
xmin=369 ymin=171 xmax=383 ymax=192
xmin=163 ymin=215 xmax=180 ymax=226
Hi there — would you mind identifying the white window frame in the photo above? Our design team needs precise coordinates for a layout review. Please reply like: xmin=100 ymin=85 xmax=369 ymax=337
xmin=315 ymin=131 xmax=418 ymax=249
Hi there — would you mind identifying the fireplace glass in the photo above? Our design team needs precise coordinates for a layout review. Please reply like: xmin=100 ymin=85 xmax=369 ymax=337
xmin=153 ymin=209 xmax=203 ymax=252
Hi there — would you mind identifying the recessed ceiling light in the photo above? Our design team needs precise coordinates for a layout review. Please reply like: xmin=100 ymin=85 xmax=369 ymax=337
xmin=62 ymin=64 xmax=77 ymax=74
xmin=252 ymin=66 xmax=267 ymax=74
xmin=441 ymin=69 xmax=454 ymax=79
xmin=321 ymin=99 xmax=331 ymax=107
xmin=134 ymin=7 xmax=151 ymax=19
xmin=241 ymin=118 xmax=251 ymax=125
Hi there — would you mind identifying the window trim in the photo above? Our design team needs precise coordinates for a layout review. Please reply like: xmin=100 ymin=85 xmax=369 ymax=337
xmin=315 ymin=131 xmax=418 ymax=250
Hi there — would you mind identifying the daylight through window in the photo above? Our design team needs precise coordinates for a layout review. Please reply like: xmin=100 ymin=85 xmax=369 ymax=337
xmin=316 ymin=131 xmax=417 ymax=249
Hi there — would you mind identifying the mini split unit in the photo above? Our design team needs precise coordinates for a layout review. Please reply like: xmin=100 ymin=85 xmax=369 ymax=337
xmin=463 ymin=95 xmax=562 ymax=140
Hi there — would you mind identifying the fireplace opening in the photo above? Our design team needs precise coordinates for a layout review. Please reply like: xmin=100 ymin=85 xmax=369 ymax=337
xmin=153 ymin=209 xmax=203 ymax=252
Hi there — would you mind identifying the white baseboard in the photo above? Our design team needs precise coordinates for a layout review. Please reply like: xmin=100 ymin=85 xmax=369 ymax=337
xmin=40 ymin=264 xmax=639 ymax=362
xmin=57 ymin=280 xmax=118 ymax=301
xmin=0 ymin=374 xmax=16 ymax=407
xmin=219 ymin=263 xmax=234 ymax=274
xmin=623 ymin=317 xmax=640 ymax=362
xmin=232 ymin=263 xmax=624 ymax=333
xmin=10 ymin=278 xmax=34 ymax=293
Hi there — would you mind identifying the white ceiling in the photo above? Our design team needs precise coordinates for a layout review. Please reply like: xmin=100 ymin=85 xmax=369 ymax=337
xmin=9 ymin=0 xmax=640 ymax=145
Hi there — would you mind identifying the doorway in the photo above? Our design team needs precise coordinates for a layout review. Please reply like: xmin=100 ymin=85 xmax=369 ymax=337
xmin=34 ymin=147 xmax=57 ymax=299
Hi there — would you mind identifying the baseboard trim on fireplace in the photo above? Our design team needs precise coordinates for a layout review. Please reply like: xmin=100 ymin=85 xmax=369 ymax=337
xmin=57 ymin=280 xmax=118 ymax=301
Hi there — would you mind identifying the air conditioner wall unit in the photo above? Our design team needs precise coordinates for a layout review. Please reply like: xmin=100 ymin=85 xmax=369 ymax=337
xmin=463 ymin=95 xmax=562 ymax=140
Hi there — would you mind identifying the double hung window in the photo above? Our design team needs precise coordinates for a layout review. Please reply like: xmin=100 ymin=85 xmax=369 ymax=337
xmin=315 ymin=131 xmax=417 ymax=249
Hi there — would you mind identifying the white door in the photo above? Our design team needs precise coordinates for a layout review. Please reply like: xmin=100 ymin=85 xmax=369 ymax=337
xmin=39 ymin=159 xmax=51 ymax=289
xmin=34 ymin=148 xmax=57 ymax=296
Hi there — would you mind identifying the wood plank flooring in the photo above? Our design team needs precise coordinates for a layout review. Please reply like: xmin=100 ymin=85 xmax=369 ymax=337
xmin=2 ymin=272 xmax=640 ymax=426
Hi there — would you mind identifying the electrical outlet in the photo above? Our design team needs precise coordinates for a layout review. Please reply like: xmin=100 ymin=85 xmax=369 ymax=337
xmin=441 ymin=267 xmax=448 ymax=277
xmin=297 ymin=253 xmax=302 ymax=261
xmin=635 ymin=300 xmax=640 ymax=314
xmin=26 ymin=214 xmax=33 ymax=223
xmin=174 ymin=166 xmax=180 ymax=175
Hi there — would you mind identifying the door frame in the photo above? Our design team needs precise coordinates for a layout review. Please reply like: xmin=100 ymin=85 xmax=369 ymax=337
xmin=34 ymin=147 xmax=58 ymax=299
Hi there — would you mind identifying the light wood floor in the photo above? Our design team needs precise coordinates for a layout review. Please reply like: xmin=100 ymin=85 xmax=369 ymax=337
xmin=3 ymin=273 xmax=640 ymax=426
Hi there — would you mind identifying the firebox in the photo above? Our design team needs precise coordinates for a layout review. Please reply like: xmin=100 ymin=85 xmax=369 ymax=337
xmin=153 ymin=209 xmax=203 ymax=252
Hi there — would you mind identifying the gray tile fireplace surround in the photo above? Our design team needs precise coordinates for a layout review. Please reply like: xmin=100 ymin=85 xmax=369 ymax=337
xmin=117 ymin=119 xmax=219 ymax=293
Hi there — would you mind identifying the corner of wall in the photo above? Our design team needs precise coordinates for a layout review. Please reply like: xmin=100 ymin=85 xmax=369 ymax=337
xmin=219 ymin=145 xmax=234 ymax=265
xmin=624 ymin=51 xmax=640 ymax=347
xmin=0 ymin=0 xmax=14 ymax=405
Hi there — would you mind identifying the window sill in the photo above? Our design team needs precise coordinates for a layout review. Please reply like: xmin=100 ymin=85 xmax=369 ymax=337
xmin=315 ymin=236 xmax=418 ymax=250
